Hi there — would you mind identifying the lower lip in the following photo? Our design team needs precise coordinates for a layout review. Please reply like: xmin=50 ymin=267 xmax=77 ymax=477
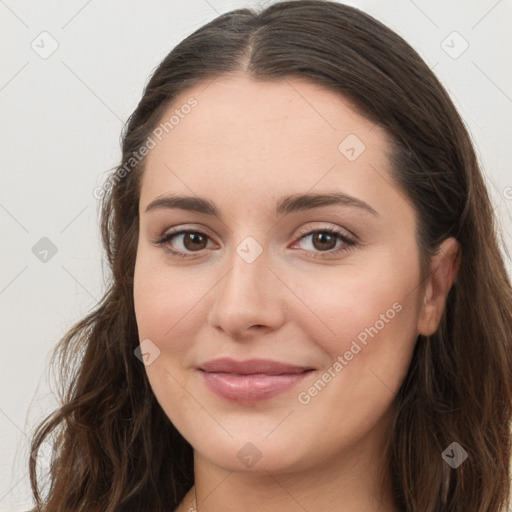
xmin=200 ymin=370 xmax=313 ymax=403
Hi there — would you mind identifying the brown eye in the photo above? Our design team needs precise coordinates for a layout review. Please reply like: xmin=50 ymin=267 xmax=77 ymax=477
xmin=181 ymin=232 xmax=208 ymax=251
xmin=156 ymin=229 xmax=214 ymax=257
xmin=292 ymin=227 xmax=357 ymax=260
xmin=310 ymin=232 xmax=338 ymax=251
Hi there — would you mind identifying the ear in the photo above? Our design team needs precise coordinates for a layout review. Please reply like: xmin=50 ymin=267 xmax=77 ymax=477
xmin=417 ymin=237 xmax=461 ymax=336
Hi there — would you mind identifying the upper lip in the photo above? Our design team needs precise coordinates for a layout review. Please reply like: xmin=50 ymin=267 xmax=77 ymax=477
xmin=199 ymin=358 xmax=314 ymax=375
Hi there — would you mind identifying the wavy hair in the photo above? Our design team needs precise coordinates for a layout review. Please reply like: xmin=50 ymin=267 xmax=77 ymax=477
xmin=29 ymin=1 xmax=512 ymax=510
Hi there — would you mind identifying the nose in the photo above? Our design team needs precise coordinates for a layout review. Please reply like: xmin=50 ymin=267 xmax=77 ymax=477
xmin=206 ymin=244 xmax=286 ymax=339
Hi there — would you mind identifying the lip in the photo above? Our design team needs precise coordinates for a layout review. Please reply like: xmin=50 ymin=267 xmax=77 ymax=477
xmin=198 ymin=358 xmax=315 ymax=403
xmin=199 ymin=357 xmax=313 ymax=375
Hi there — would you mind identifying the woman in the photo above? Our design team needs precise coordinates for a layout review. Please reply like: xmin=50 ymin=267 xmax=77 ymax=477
xmin=29 ymin=1 xmax=512 ymax=511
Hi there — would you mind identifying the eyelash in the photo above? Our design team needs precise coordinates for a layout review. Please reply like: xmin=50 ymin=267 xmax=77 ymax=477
xmin=154 ymin=226 xmax=357 ymax=260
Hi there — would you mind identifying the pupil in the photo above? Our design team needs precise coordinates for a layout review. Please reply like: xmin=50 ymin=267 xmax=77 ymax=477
xmin=315 ymin=232 xmax=335 ymax=250
xmin=185 ymin=233 xmax=205 ymax=250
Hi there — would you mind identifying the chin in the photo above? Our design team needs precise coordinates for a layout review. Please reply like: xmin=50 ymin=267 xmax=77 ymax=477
xmin=188 ymin=431 xmax=323 ymax=475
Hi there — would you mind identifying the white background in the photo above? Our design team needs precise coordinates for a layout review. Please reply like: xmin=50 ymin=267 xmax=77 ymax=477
xmin=1 ymin=1 xmax=511 ymax=510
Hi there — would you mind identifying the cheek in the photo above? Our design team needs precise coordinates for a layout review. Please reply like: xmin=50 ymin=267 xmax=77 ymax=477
xmin=287 ymin=264 xmax=420 ymax=452
xmin=133 ymin=258 xmax=206 ymax=434
xmin=133 ymin=252 xmax=204 ymax=353
xmin=133 ymin=249 xmax=222 ymax=413
xmin=290 ymin=258 xmax=421 ymax=383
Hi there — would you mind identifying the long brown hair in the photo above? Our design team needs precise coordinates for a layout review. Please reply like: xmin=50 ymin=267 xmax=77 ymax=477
xmin=29 ymin=1 xmax=512 ymax=510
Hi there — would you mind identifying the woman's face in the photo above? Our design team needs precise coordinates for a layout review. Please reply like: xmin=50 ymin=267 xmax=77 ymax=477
xmin=133 ymin=74 xmax=429 ymax=474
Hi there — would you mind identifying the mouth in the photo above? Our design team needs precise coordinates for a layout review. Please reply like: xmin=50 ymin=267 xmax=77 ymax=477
xmin=198 ymin=358 xmax=315 ymax=403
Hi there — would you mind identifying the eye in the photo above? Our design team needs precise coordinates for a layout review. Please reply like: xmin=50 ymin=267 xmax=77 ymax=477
xmin=291 ymin=227 xmax=357 ymax=259
xmin=154 ymin=226 xmax=357 ymax=259
xmin=154 ymin=228 xmax=215 ymax=258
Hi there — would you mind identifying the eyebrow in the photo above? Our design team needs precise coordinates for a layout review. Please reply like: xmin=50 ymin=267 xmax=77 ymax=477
xmin=144 ymin=192 xmax=379 ymax=218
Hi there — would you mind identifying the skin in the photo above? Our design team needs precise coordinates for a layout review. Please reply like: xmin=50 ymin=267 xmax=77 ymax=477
xmin=133 ymin=73 xmax=459 ymax=512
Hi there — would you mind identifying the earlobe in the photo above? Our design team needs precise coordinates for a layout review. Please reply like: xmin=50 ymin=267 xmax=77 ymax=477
xmin=417 ymin=237 xmax=460 ymax=336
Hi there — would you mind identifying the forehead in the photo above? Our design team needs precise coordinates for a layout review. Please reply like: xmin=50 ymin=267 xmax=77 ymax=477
xmin=139 ymin=74 xmax=409 ymax=222
xmin=147 ymin=73 xmax=379 ymax=162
